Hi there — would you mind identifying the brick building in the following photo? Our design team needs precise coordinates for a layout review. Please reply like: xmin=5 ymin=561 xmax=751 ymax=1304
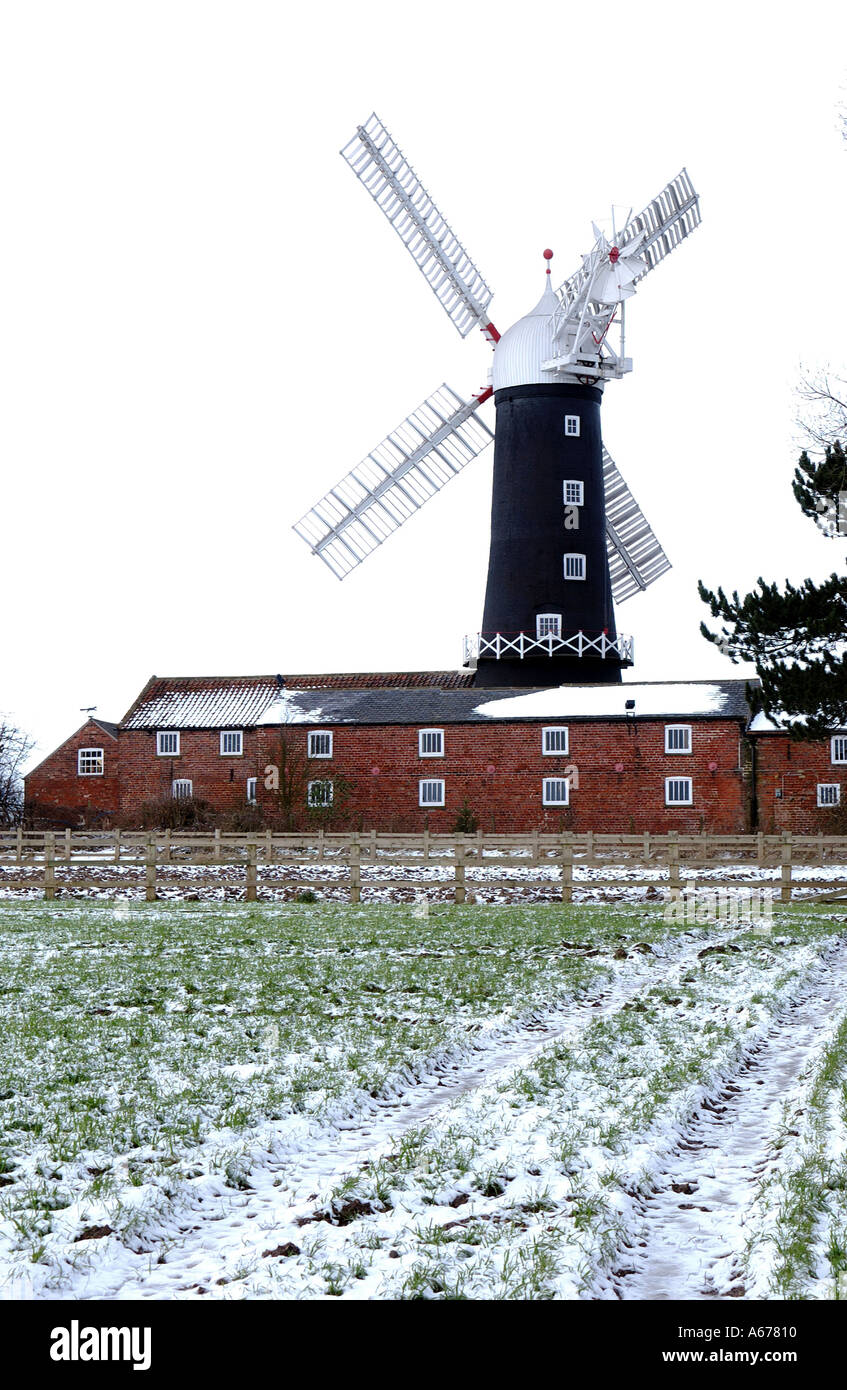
xmin=24 ymin=670 xmax=780 ymax=833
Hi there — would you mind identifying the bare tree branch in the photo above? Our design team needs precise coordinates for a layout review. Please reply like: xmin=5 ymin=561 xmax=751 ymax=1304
xmin=0 ymin=719 xmax=34 ymax=826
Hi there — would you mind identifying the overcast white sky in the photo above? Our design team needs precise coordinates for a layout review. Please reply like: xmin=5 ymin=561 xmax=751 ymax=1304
xmin=2 ymin=1 xmax=847 ymax=771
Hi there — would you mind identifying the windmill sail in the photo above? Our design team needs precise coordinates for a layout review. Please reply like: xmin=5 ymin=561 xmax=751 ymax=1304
xmin=293 ymin=385 xmax=494 ymax=579
xmin=341 ymin=114 xmax=495 ymax=339
xmin=603 ymin=448 xmax=671 ymax=601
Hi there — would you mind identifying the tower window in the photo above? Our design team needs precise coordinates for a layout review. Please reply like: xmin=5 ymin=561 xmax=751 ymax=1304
xmin=543 ymin=727 xmax=569 ymax=755
xmin=419 ymin=729 xmax=444 ymax=757
xmin=536 ymin=614 xmax=562 ymax=639
xmin=564 ymin=415 xmax=580 ymax=437
xmin=563 ymin=480 xmax=584 ymax=506
xmin=665 ymin=777 xmax=693 ymax=806
xmin=818 ymin=783 xmax=840 ymax=807
xmin=665 ymin=725 xmax=692 ymax=754
xmin=564 ymin=554 xmax=586 ymax=580
xmin=419 ymin=779 xmax=445 ymax=807
xmin=542 ymin=778 xmax=570 ymax=806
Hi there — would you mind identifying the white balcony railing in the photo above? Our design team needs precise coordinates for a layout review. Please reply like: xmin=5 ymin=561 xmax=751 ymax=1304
xmin=463 ymin=630 xmax=634 ymax=667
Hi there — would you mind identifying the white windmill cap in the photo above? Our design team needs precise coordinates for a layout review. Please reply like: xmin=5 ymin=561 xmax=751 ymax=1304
xmin=491 ymin=253 xmax=560 ymax=392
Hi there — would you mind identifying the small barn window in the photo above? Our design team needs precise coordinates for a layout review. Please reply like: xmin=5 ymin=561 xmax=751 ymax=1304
xmin=419 ymin=729 xmax=444 ymax=758
xmin=564 ymin=415 xmax=580 ymax=437
xmin=247 ymin=777 xmax=258 ymax=805
xmin=564 ymin=554 xmax=586 ymax=580
xmin=543 ymin=778 xmax=570 ymax=806
xmin=308 ymin=731 xmax=333 ymax=759
xmin=543 ymin=727 xmax=569 ymax=755
xmin=563 ymin=480 xmax=584 ymax=506
xmin=665 ymin=777 xmax=693 ymax=806
xmin=172 ymin=779 xmax=192 ymax=800
xmin=665 ymin=725 xmax=692 ymax=754
xmin=308 ymin=780 xmax=333 ymax=807
xmin=831 ymin=736 xmax=847 ymax=764
xmin=77 ymin=748 xmax=104 ymax=776
xmin=419 ymin=779 xmax=445 ymax=807
xmin=157 ymin=731 xmax=180 ymax=756
xmin=818 ymin=783 xmax=841 ymax=807
xmin=220 ymin=730 xmax=243 ymax=756
xmin=536 ymin=614 xmax=562 ymax=639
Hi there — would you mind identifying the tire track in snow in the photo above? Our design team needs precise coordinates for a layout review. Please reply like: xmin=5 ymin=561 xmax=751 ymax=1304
xmin=607 ymin=935 xmax=847 ymax=1301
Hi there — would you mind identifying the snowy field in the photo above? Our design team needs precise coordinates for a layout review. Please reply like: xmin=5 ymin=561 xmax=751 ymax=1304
xmin=1 ymin=900 xmax=846 ymax=1300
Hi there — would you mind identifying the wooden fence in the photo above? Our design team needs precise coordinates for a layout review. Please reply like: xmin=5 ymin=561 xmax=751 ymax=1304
xmin=2 ymin=829 xmax=847 ymax=903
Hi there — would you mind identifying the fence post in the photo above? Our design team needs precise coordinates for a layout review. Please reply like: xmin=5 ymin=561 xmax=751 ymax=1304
xmin=756 ymin=830 xmax=764 ymax=866
xmin=668 ymin=831 xmax=681 ymax=894
xmin=817 ymin=831 xmax=825 ymax=868
xmin=369 ymin=829 xmax=377 ymax=862
xmin=265 ymin=829 xmax=273 ymax=863
xmin=423 ymin=829 xmax=430 ymax=862
xmin=476 ymin=828 xmax=483 ymax=860
xmin=44 ymin=832 xmax=55 ymax=901
xmin=531 ymin=828 xmax=540 ymax=864
xmin=781 ymin=832 xmax=793 ymax=903
xmin=317 ymin=827 xmax=324 ymax=860
xmin=214 ymin=827 xmax=221 ymax=863
xmin=246 ymin=843 xmax=257 ymax=902
xmin=114 ymin=827 xmax=122 ymax=865
xmin=643 ymin=831 xmax=650 ymax=864
xmin=349 ymin=837 xmax=361 ymax=904
xmin=586 ymin=829 xmax=595 ymax=865
xmin=454 ymin=857 xmax=466 ymax=904
xmin=64 ymin=827 xmax=72 ymax=864
xmin=561 ymin=832 xmax=573 ymax=904
xmin=15 ymin=826 xmax=22 ymax=865
xmin=145 ymin=834 xmax=157 ymax=903
xmin=163 ymin=828 xmax=171 ymax=864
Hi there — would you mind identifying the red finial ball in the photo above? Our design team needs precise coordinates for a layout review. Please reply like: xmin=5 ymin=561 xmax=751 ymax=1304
xmin=543 ymin=248 xmax=553 ymax=261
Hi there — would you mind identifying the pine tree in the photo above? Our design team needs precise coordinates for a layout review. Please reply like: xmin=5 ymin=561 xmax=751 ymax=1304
xmin=698 ymin=441 xmax=847 ymax=739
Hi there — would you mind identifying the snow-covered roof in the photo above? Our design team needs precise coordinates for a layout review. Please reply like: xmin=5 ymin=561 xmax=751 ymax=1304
xmin=473 ymin=682 xmax=736 ymax=721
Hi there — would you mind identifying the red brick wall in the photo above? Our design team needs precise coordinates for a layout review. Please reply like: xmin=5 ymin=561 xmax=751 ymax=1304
xmin=24 ymin=721 xmax=120 ymax=827
xmin=753 ymin=733 xmax=846 ymax=833
xmin=26 ymin=717 xmax=752 ymax=832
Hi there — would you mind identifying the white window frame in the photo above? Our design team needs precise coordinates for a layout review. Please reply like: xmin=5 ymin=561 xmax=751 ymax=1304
xmin=308 ymin=731 xmax=333 ymax=759
xmin=419 ymin=778 xmax=445 ymax=807
xmin=665 ymin=777 xmax=693 ymax=806
xmin=157 ymin=731 xmax=180 ymax=756
xmin=563 ymin=553 xmax=586 ymax=581
xmin=563 ymin=480 xmax=584 ymax=506
xmin=418 ymin=728 xmax=444 ymax=758
xmin=246 ymin=777 xmax=258 ymax=805
xmin=542 ymin=777 xmax=570 ymax=806
xmin=77 ymin=747 xmax=104 ymax=777
xmin=564 ymin=415 xmax=580 ymax=437
xmin=831 ymin=736 xmax=847 ymax=764
xmin=220 ymin=730 xmax=243 ymax=757
xmin=172 ymin=779 xmax=192 ymax=800
xmin=542 ymin=726 xmax=569 ymax=756
xmin=665 ymin=724 xmax=692 ymax=754
xmin=818 ymin=783 xmax=841 ymax=807
xmin=307 ymin=779 xmax=334 ymax=808
xmin=536 ymin=613 xmax=562 ymax=639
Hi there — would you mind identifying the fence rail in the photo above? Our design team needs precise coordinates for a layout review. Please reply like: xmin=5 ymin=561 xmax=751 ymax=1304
xmin=2 ymin=830 xmax=847 ymax=903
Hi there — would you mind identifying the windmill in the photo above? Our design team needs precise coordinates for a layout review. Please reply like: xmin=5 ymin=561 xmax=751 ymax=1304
xmin=293 ymin=114 xmax=701 ymax=687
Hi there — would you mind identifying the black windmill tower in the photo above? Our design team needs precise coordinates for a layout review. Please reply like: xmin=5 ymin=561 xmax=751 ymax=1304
xmin=294 ymin=115 xmax=701 ymax=687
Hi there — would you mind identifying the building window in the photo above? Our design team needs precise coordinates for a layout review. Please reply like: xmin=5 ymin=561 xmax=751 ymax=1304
xmin=831 ymin=736 xmax=847 ymax=764
xmin=543 ymin=778 xmax=570 ymax=806
xmin=563 ymin=480 xmax=584 ymax=506
xmin=247 ymin=777 xmax=258 ymax=805
xmin=220 ymin=730 xmax=243 ymax=756
xmin=818 ymin=783 xmax=841 ymax=807
xmin=308 ymin=780 xmax=333 ymax=807
xmin=564 ymin=553 xmax=586 ymax=580
xmin=665 ymin=725 xmax=692 ymax=754
xmin=172 ymin=779 xmax=193 ymax=800
xmin=77 ymin=748 xmax=104 ymax=776
xmin=564 ymin=415 xmax=580 ymax=437
xmin=665 ymin=777 xmax=693 ymax=806
xmin=419 ymin=778 xmax=445 ymax=807
xmin=308 ymin=731 xmax=333 ymax=759
xmin=419 ymin=729 xmax=444 ymax=758
xmin=536 ymin=613 xmax=562 ymax=639
xmin=543 ymin=726 xmax=569 ymax=755
xmin=157 ymin=731 xmax=180 ymax=756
